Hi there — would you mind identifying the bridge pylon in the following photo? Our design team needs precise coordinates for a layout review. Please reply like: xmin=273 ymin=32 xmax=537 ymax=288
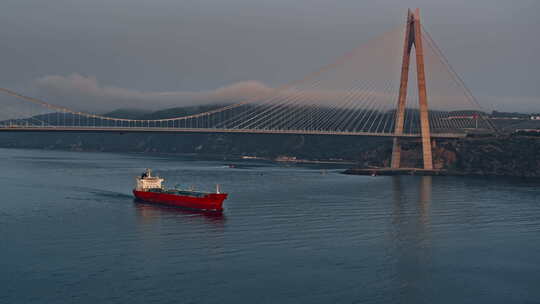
xmin=391 ymin=8 xmax=433 ymax=170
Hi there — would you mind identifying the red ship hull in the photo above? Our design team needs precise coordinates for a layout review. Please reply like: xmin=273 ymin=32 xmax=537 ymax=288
xmin=133 ymin=190 xmax=228 ymax=212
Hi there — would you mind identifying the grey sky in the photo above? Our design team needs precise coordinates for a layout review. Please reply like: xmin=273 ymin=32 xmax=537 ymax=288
xmin=1 ymin=0 xmax=539 ymax=112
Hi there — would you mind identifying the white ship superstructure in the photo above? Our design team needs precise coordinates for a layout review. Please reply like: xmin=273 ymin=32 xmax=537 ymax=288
xmin=135 ymin=169 xmax=164 ymax=191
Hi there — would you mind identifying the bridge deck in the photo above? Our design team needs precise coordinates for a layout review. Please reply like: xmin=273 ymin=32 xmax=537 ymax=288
xmin=0 ymin=126 xmax=467 ymax=138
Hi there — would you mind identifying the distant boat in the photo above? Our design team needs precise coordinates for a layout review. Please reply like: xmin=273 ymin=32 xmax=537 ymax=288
xmin=275 ymin=156 xmax=297 ymax=162
xmin=133 ymin=169 xmax=228 ymax=212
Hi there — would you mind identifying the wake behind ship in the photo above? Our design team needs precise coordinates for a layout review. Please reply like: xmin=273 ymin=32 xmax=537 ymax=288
xmin=133 ymin=169 xmax=228 ymax=212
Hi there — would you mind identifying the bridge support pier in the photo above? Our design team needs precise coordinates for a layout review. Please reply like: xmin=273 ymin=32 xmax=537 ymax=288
xmin=391 ymin=8 xmax=433 ymax=170
xmin=391 ymin=138 xmax=402 ymax=168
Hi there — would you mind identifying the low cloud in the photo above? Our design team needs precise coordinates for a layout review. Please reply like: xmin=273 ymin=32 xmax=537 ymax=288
xmin=34 ymin=74 xmax=276 ymax=112
xmin=32 ymin=73 xmax=399 ymax=114
xmin=31 ymin=73 xmax=540 ymax=115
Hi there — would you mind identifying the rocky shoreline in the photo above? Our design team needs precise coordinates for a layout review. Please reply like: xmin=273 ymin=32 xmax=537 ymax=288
xmin=345 ymin=136 xmax=540 ymax=178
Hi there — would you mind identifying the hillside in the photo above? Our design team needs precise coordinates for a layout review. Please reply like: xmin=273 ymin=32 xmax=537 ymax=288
xmin=1 ymin=107 xmax=539 ymax=177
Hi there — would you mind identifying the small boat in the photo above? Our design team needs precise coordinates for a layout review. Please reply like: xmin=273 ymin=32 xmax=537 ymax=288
xmin=133 ymin=169 xmax=228 ymax=212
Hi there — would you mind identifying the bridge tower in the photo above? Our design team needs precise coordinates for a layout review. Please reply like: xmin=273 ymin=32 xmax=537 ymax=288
xmin=391 ymin=8 xmax=433 ymax=170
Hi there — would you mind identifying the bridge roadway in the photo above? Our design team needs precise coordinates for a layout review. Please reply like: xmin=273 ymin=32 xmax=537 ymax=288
xmin=0 ymin=126 xmax=467 ymax=138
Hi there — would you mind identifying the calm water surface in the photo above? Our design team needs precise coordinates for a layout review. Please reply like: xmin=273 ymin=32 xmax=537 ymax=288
xmin=1 ymin=148 xmax=539 ymax=303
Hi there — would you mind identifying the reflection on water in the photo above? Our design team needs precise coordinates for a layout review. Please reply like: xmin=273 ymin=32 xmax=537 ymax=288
xmin=391 ymin=176 xmax=432 ymax=234
xmin=133 ymin=201 xmax=227 ymax=227
xmin=391 ymin=176 xmax=433 ymax=302
xmin=419 ymin=176 xmax=432 ymax=228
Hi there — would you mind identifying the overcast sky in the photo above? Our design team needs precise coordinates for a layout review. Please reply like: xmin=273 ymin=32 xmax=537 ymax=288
xmin=1 ymin=0 xmax=539 ymax=112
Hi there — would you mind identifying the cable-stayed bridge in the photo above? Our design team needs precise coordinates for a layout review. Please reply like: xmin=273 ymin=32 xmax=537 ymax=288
xmin=0 ymin=9 xmax=496 ymax=169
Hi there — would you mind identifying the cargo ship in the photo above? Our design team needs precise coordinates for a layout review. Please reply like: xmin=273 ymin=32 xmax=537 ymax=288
xmin=133 ymin=169 xmax=228 ymax=212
